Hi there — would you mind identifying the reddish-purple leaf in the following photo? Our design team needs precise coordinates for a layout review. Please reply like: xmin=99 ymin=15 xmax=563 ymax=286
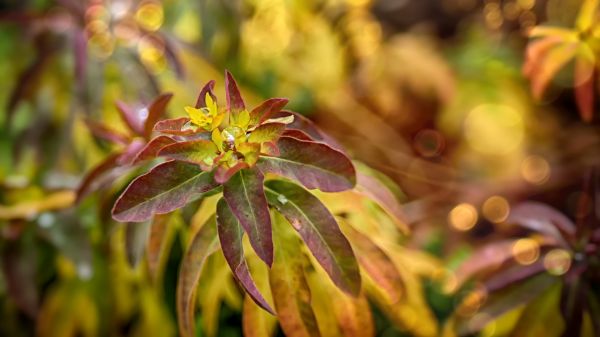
xmin=84 ymin=119 xmax=131 ymax=145
xmin=257 ymin=137 xmax=356 ymax=192
xmin=153 ymin=117 xmax=194 ymax=135
xmin=117 ymin=139 xmax=147 ymax=166
xmin=484 ymin=261 xmax=546 ymax=292
xmin=273 ymin=110 xmax=344 ymax=150
xmin=214 ymin=162 xmax=250 ymax=184
xmin=452 ymin=240 xmax=517 ymax=288
xmin=73 ymin=30 xmax=87 ymax=88
xmin=76 ymin=152 xmax=122 ymax=203
xmin=116 ymin=100 xmax=145 ymax=136
xmin=225 ymin=70 xmax=245 ymax=114
xmin=265 ymin=180 xmax=361 ymax=296
xmin=177 ymin=218 xmax=219 ymax=337
xmin=574 ymin=55 xmax=595 ymax=122
xmin=144 ymin=93 xmax=173 ymax=138
xmin=223 ymin=168 xmax=273 ymax=266
xmin=356 ymin=170 xmax=409 ymax=233
xmin=216 ymin=198 xmax=275 ymax=314
xmin=282 ymin=129 xmax=314 ymax=141
xmin=250 ymin=98 xmax=289 ymax=125
xmin=112 ymin=160 xmax=218 ymax=222
xmin=158 ymin=139 xmax=218 ymax=168
xmin=507 ymin=201 xmax=576 ymax=245
xmin=194 ymin=80 xmax=217 ymax=109
xmin=146 ymin=213 xmax=172 ymax=281
xmin=132 ymin=135 xmax=176 ymax=164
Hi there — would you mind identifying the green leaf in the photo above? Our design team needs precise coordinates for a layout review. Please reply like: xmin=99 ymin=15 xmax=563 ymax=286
xmin=223 ymin=167 xmax=273 ymax=266
xmin=270 ymin=211 xmax=321 ymax=337
xmin=177 ymin=217 xmax=219 ymax=337
xmin=112 ymin=160 xmax=219 ymax=222
xmin=264 ymin=180 xmax=361 ymax=296
xmin=249 ymin=98 xmax=289 ymax=126
xmin=216 ymin=198 xmax=275 ymax=314
xmin=248 ymin=123 xmax=286 ymax=145
xmin=257 ymin=137 xmax=356 ymax=192
xmin=158 ymin=139 xmax=219 ymax=167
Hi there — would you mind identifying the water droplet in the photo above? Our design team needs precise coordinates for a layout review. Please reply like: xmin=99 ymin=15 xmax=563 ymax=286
xmin=77 ymin=264 xmax=93 ymax=280
xmin=277 ymin=194 xmax=288 ymax=205
xmin=138 ymin=107 xmax=149 ymax=120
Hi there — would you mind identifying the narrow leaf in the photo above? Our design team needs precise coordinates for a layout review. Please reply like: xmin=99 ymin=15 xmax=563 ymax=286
xmin=132 ymin=135 xmax=176 ymax=164
xmin=532 ymin=43 xmax=577 ymax=100
xmin=250 ymin=98 xmax=289 ymax=126
xmin=216 ymin=198 xmax=275 ymax=314
xmin=576 ymin=0 xmax=599 ymax=31
xmin=506 ymin=201 xmax=576 ymax=244
xmin=146 ymin=213 xmax=173 ymax=281
xmin=154 ymin=117 xmax=194 ymax=135
xmin=84 ymin=119 xmax=131 ymax=145
xmin=340 ymin=221 xmax=404 ymax=302
xmin=257 ymin=137 xmax=356 ymax=192
xmin=222 ymin=168 xmax=273 ymax=266
xmin=215 ymin=162 xmax=249 ymax=184
xmin=195 ymin=80 xmax=217 ymax=108
xmin=144 ymin=93 xmax=173 ymax=138
xmin=112 ymin=160 xmax=218 ymax=222
xmin=265 ymin=180 xmax=361 ymax=296
xmin=116 ymin=100 xmax=145 ymax=135
xmin=177 ymin=218 xmax=219 ymax=337
xmin=270 ymin=211 xmax=321 ymax=337
xmin=125 ymin=221 xmax=151 ymax=267
xmin=574 ymin=47 xmax=596 ymax=122
xmin=225 ymin=70 xmax=245 ymax=114
xmin=76 ymin=152 xmax=122 ymax=202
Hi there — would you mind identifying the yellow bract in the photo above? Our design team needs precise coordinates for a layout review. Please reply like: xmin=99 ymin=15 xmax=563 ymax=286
xmin=184 ymin=93 xmax=224 ymax=131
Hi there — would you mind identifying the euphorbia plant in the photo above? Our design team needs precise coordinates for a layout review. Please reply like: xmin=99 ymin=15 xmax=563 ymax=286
xmin=111 ymin=71 xmax=364 ymax=334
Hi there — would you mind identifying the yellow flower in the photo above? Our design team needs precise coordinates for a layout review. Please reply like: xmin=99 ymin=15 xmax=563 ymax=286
xmin=184 ymin=93 xmax=224 ymax=131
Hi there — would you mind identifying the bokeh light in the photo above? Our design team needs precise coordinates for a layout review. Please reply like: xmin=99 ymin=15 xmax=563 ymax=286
xmin=448 ymin=203 xmax=478 ymax=231
xmin=464 ymin=104 xmax=525 ymax=156
xmin=511 ymin=238 xmax=540 ymax=265
xmin=543 ymin=249 xmax=572 ymax=275
xmin=482 ymin=195 xmax=510 ymax=223
xmin=521 ymin=155 xmax=551 ymax=185
xmin=135 ymin=1 xmax=164 ymax=32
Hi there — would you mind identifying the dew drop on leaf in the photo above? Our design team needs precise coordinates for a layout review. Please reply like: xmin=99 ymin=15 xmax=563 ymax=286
xmin=277 ymin=194 xmax=288 ymax=205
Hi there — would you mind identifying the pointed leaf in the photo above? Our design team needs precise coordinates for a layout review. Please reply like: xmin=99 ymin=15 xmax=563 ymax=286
xmin=576 ymin=0 xmax=599 ymax=31
xmin=177 ymin=217 xmax=219 ymax=337
xmin=273 ymin=110 xmax=344 ymax=150
xmin=144 ymin=93 xmax=173 ymax=138
xmin=158 ymin=139 xmax=219 ymax=167
xmin=270 ymin=211 xmax=321 ymax=337
xmin=132 ymin=135 xmax=176 ymax=164
xmin=84 ymin=119 xmax=131 ymax=145
xmin=225 ymin=70 xmax=245 ymax=115
xmin=112 ymin=160 xmax=218 ymax=222
xmin=146 ymin=213 xmax=174 ymax=281
xmin=265 ymin=180 xmax=361 ymax=296
xmin=116 ymin=100 xmax=145 ymax=135
xmin=125 ymin=221 xmax=151 ymax=267
xmin=76 ymin=152 xmax=122 ymax=202
xmin=257 ymin=137 xmax=356 ymax=192
xmin=506 ymin=201 xmax=576 ymax=243
xmin=216 ymin=198 xmax=275 ymax=314
xmin=153 ymin=117 xmax=194 ymax=135
xmin=195 ymin=80 xmax=217 ymax=108
xmin=222 ymin=168 xmax=273 ymax=266
xmin=243 ymin=295 xmax=278 ymax=337
xmin=532 ymin=43 xmax=578 ymax=100
xmin=250 ymin=98 xmax=289 ymax=126
xmin=340 ymin=221 xmax=404 ymax=302
xmin=283 ymin=129 xmax=314 ymax=141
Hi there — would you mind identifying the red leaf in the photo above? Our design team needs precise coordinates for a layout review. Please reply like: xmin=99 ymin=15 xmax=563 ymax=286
xmin=265 ymin=180 xmax=361 ymax=296
xmin=76 ymin=152 xmax=122 ymax=203
xmin=144 ymin=93 xmax=174 ymax=138
xmin=223 ymin=168 xmax=273 ymax=266
xmin=273 ymin=110 xmax=344 ymax=150
xmin=177 ymin=218 xmax=219 ymax=337
xmin=225 ymin=70 xmax=245 ymax=114
xmin=132 ymin=135 xmax=176 ymax=164
xmin=116 ymin=100 xmax=145 ymax=136
xmin=507 ymin=201 xmax=576 ymax=244
xmin=257 ymin=137 xmax=356 ymax=192
xmin=194 ymin=80 xmax=217 ymax=108
xmin=216 ymin=198 xmax=275 ymax=314
xmin=282 ymin=129 xmax=314 ymax=141
xmin=153 ymin=117 xmax=194 ymax=135
xmin=84 ymin=119 xmax=131 ymax=145
xmin=112 ymin=160 xmax=218 ymax=222
xmin=574 ymin=53 xmax=595 ymax=122
xmin=250 ymin=98 xmax=289 ymax=125
xmin=214 ymin=162 xmax=249 ymax=184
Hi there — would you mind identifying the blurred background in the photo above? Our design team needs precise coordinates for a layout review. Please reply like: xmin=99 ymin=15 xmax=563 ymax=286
xmin=0 ymin=0 xmax=599 ymax=336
